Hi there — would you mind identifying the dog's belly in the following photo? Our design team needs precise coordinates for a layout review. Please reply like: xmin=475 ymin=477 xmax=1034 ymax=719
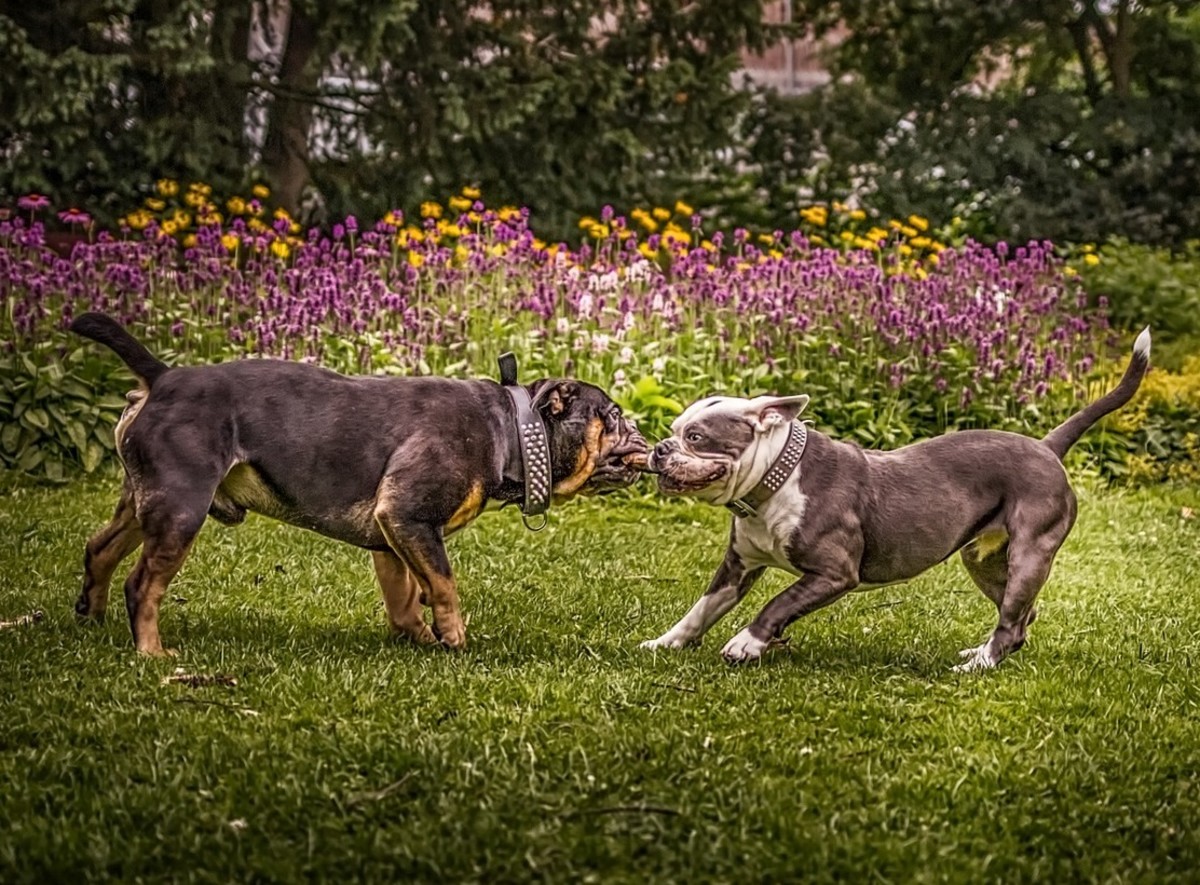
xmin=214 ymin=464 xmax=384 ymax=547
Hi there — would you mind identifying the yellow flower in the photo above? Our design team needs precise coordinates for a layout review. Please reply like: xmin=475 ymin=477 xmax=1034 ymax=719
xmin=1083 ymin=253 xmax=1101 ymax=266
xmin=172 ymin=210 xmax=191 ymax=228
xmin=252 ymin=184 xmax=270 ymax=199
xmin=927 ymin=253 xmax=940 ymax=265
xmin=1064 ymin=265 xmax=1079 ymax=277
xmin=899 ymin=225 xmax=918 ymax=238
xmin=161 ymin=219 xmax=178 ymax=235
xmin=189 ymin=182 xmax=213 ymax=196
xmin=499 ymin=206 xmax=521 ymax=221
xmin=274 ymin=207 xmax=292 ymax=220
xmin=248 ymin=217 xmax=268 ymax=232
xmin=461 ymin=186 xmax=481 ymax=200
xmin=420 ymin=202 xmax=442 ymax=219
xmin=270 ymin=240 xmax=290 ymax=260
xmin=221 ymin=233 xmax=239 ymax=252
xmin=910 ymin=236 xmax=931 ymax=250
xmin=652 ymin=207 xmax=671 ymax=222
xmin=226 ymin=196 xmax=246 ymax=215
xmin=408 ymin=251 xmax=425 ymax=268
xmin=184 ymin=191 xmax=206 ymax=208
xmin=156 ymin=179 xmax=179 ymax=197
xmin=907 ymin=214 xmax=929 ymax=232
xmin=866 ymin=227 xmax=889 ymax=243
xmin=848 ymin=209 xmax=867 ymax=221
xmin=800 ymin=206 xmax=828 ymax=227
xmin=853 ymin=236 xmax=880 ymax=251
xmin=631 ymin=209 xmax=657 ymax=233
xmin=289 ymin=221 xmax=300 ymax=234
xmin=638 ymin=242 xmax=658 ymax=259
xmin=145 ymin=197 xmax=166 ymax=212
xmin=448 ymin=196 xmax=472 ymax=212
xmin=758 ymin=233 xmax=777 ymax=246
xmin=589 ymin=223 xmax=610 ymax=239
xmin=199 ymin=211 xmax=224 ymax=226
xmin=674 ymin=200 xmax=694 ymax=217
xmin=383 ymin=210 xmax=403 ymax=226
xmin=578 ymin=215 xmax=598 ymax=230
xmin=182 ymin=234 xmax=198 ymax=249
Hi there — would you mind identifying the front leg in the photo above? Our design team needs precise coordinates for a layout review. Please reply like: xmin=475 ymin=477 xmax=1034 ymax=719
xmin=641 ymin=549 xmax=764 ymax=650
xmin=722 ymin=571 xmax=856 ymax=663
xmin=374 ymin=511 xmax=466 ymax=650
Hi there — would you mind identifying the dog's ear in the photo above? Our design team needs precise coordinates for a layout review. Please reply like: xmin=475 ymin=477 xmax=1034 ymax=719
xmin=533 ymin=380 xmax=579 ymax=418
xmin=747 ymin=394 xmax=809 ymax=432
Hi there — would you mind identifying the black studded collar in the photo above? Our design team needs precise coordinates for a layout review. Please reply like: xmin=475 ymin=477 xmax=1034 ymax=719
xmin=498 ymin=353 xmax=552 ymax=528
xmin=726 ymin=421 xmax=808 ymax=520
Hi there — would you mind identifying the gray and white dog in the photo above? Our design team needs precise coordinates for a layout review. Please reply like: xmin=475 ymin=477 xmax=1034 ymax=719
xmin=642 ymin=329 xmax=1150 ymax=671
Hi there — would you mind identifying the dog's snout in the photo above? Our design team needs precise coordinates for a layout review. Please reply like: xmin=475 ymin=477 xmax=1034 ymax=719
xmin=653 ymin=438 xmax=678 ymax=460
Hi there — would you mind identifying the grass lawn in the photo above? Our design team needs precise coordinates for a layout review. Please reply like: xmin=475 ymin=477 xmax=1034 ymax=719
xmin=2 ymin=472 xmax=1199 ymax=882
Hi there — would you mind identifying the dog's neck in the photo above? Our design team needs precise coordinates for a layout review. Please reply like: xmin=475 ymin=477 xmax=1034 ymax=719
xmin=712 ymin=422 xmax=793 ymax=506
xmin=497 ymin=384 xmax=540 ymax=506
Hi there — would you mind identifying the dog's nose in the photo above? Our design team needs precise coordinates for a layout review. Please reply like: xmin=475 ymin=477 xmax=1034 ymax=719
xmin=653 ymin=439 xmax=677 ymax=460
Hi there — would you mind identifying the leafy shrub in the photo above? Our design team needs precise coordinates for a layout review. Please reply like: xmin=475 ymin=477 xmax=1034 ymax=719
xmin=0 ymin=343 xmax=129 ymax=482
xmin=1076 ymin=239 xmax=1200 ymax=345
xmin=1100 ymin=357 xmax=1200 ymax=485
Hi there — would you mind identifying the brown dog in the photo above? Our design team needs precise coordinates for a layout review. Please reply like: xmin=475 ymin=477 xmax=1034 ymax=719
xmin=71 ymin=313 xmax=648 ymax=655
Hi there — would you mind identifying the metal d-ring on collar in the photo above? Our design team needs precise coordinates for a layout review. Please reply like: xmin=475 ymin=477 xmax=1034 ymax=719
xmin=498 ymin=352 xmax=552 ymax=531
xmin=726 ymin=420 xmax=808 ymax=520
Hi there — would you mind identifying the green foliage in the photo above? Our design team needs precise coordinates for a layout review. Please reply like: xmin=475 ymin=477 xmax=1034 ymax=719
xmin=0 ymin=1 xmax=770 ymax=241
xmin=1076 ymin=240 xmax=1200 ymax=343
xmin=0 ymin=345 xmax=130 ymax=482
xmin=726 ymin=1 xmax=1200 ymax=247
xmin=1099 ymin=355 xmax=1200 ymax=485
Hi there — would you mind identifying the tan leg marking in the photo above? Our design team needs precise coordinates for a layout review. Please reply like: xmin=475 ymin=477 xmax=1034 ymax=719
xmin=445 ymin=481 xmax=485 ymax=534
xmin=125 ymin=537 xmax=195 ymax=657
xmin=372 ymin=550 xmax=437 ymax=644
xmin=78 ymin=492 xmax=144 ymax=621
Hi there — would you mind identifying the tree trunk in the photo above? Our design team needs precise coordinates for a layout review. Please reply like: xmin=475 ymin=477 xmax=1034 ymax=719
xmin=262 ymin=3 xmax=321 ymax=215
xmin=210 ymin=0 xmax=253 ymax=168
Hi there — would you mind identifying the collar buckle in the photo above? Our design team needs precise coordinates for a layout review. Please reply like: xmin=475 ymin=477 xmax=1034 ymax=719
xmin=726 ymin=498 xmax=758 ymax=520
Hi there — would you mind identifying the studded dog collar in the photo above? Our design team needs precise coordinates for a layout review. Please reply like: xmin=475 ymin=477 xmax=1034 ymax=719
xmin=498 ymin=352 xmax=552 ymax=529
xmin=726 ymin=421 xmax=808 ymax=520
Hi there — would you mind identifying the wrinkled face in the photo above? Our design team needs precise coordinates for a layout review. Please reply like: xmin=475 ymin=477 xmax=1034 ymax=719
xmin=529 ymin=380 xmax=650 ymax=499
xmin=649 ymin=394 xmax=810 ymax=500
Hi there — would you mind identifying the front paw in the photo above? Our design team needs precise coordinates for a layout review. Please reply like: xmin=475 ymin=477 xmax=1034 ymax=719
xmin=639 ymin=633 xmax=694 ymax=650
xmin=721 ymin=627 xmax=769 ymax=664
xmin=432 ymin=616 xmax=467 ymax=650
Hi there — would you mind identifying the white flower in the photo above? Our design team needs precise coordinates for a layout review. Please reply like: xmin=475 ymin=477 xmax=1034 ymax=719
xmin=613 ymin=368 xmax=627 ymax=386
xmin=652 ymin=356 xmax=667 ymax=374
xmin=577 ymin=293 xmax=594 ymax=316
xmin=622 ymin=312 xmax=636 ymax=332
xmin=555 ymin=317 xmax=570 ymax=335
xmin=591 ymin=333 xmax=611 ymax=354
xmin=617 ymin=345 xmax=634 ymax=365
xmin=651 ymin=292 xmax=665 ymax=312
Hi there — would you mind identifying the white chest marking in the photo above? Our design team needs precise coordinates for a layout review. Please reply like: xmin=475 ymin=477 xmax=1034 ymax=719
xmin=731 ymin=483 xmax=808 ymax=574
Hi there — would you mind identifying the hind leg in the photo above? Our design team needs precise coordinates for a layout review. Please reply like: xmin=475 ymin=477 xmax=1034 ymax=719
xmin=122 ymin=491 xmax=212 ymax=656
xmin=372 ymin=550 xmax=436 ymax=645
xmin=954 ymin=513 xmax=1074 ymax=673
xmin=77 ymin=484 xmax=144 ymax=621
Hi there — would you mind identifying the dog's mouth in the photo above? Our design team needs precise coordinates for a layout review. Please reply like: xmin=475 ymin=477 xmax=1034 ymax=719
xmin=587 ymin=451 xmax=651 ymax=492
xmin=655 ymin=460 xmax=728 ymax=495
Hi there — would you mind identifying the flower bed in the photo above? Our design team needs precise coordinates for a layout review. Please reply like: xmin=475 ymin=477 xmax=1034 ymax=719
xmin=1 ymin=190 xmax=1108 ymax=480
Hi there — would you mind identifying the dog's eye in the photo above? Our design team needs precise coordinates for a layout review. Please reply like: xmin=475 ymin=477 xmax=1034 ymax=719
xmin=686 ymin=431 xmax=704 ymax=444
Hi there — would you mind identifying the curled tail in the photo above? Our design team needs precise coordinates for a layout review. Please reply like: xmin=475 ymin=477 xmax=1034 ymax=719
xmin=70 ymin=313 xmax=169 ymax=387
xmin=1042 ymin=327 xmax=1150 ymax=461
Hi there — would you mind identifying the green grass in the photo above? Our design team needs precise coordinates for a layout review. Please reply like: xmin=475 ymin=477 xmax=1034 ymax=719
xmin=2 ymin=473 xmax=1200 ymax=883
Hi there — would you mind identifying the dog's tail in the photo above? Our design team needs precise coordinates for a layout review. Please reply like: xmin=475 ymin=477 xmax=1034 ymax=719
xmin=70 ymin=313 xmax=169 ymax=387
xmin=1042 ymin=327 xmax=1150 ymax=462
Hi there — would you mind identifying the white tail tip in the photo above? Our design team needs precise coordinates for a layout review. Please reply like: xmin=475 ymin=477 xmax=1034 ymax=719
xmin=1134 ymin=326 xmax=1151 ymax=359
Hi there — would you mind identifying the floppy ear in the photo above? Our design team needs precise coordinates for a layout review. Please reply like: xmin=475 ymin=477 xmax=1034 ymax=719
xmin=746 ymin=394 xmax=809 ymax=432
xmin=533 ymin=380 xmax=579 ymax=418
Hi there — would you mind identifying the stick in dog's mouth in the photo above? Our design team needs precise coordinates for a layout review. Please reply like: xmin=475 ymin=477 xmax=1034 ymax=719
xmin=622 ymin=451 xmax=660 ymax=474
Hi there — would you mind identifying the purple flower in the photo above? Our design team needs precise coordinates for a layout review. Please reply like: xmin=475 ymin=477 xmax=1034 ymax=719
xmin=58 ymin=208 xmax=92 ymax=226
xmin=18 ymin=194 xmax=50 ymax=212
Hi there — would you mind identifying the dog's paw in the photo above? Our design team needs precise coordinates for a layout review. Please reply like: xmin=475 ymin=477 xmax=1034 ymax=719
xmin=639 ymin=633 xmax=694 ymax=651
xmin=433 ymin=619 xmax=467 ymax=651
xmin=952 ymin=643 xmax=998 ymax=673
xmin=721 ymin=628 xmax=769 ymax=664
